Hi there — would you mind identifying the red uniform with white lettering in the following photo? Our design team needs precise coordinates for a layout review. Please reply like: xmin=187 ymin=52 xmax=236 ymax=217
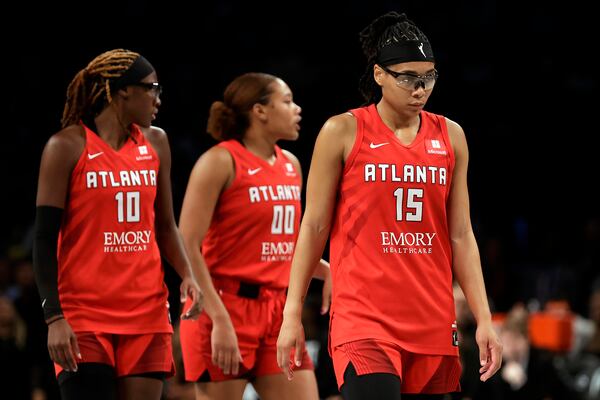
xmin=201 ymin=140 xmax=302 ymax=288
xmin=57 ymin=124 xmax=171 ymax=334
xmin=180 ymin=140 xmax=313 ymax=381
xmin=330 ymin=104 xmax=458 ymax=355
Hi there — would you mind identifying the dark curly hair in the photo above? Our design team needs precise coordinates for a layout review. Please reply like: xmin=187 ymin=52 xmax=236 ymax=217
xmin=358 ymin=12 xmax=432 ymax=104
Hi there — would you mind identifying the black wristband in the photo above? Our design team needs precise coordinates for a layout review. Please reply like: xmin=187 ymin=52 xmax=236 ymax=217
xmin=46 ymin=314 xmax=65 ymax=326
xmin=33 ymin=205 xmax=64 ymax=320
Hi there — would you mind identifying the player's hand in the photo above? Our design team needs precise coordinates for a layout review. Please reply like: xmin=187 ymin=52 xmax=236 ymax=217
xmin=476 ymin=321 xmax=503 ymax=381
xmin=276 ymin=314 xmax=305 ymax=380
xmin=180 ymin=276 xmax=203 ymax=320
xmin=47 ymin=318 xmax=81 ymax=372
xmin=321 ymin=268 xmax=332 ymax=315
xmin=211 ymin=316 xmax=243 ymax=375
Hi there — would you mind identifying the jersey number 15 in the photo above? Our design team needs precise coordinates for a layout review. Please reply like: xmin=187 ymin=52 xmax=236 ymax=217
xmin=394 ymin=188 xmax=423 ymax=222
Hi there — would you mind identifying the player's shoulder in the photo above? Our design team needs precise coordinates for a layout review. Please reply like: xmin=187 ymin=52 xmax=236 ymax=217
xmin=196 ymin=143 xmax=235 ymax=169
xmin=443 ymin=117 xmax=464 ymax=137
xmin=45 ymin=124 xmax=86 ymax=157
xmin=188 ymin=143 xmax=235 ymax=186
xmin=139 ymin=125 xmax=170 ymax=161
xmin=440 ymin=117 xmax=469 ymax=157
xmin=280 ymin=148 xmax=300 ymax=165
xmin=141 ymin=125 xmax=167 ymax=145
xmin=321 ymin=112 xmax=357 ymax=136
xmin=316 ymin=112 xmax=357 ymax=157
xmin=280 ymin=148 xmax=302 ymax=178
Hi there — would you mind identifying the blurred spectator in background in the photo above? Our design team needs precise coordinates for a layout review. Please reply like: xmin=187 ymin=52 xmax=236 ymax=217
xmin=12 ymin=258 xmax=59 ymax=400
xmin=0 ymin=295 xmax=30 ymax=399
xmin=452 ymin=282 xmax=485 ymax=400
xmin=491 ymin=304 xmax=577 ymax=400
xmin=561 ymin=277 xmax=600 ymax=400
xmin=0 ymin=257 xmax=11 ymax=295
xmin=583 ymin=278 xmax=600 ymax=358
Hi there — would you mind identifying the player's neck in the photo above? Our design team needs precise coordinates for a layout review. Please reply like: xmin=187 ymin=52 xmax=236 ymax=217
xmin=241 ymin=132 xmax=277 ymax=164
xmin=94 ymin=109 xmax=132 ymax=150
xmin=376 ymin=101 xmax=419 ymax=131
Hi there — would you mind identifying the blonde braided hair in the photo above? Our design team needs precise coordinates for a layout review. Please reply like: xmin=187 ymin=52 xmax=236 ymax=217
xmin=61 ymin=49 xmax=140 ymax=128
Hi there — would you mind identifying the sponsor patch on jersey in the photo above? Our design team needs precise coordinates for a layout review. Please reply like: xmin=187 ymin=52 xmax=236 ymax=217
xmin=136 ymin=145 xmax=153 ymax=161
xmin=285 ymin=162 xmax=296 ymax=177
xmin=425 ymin=139 xmax=447 ymax=155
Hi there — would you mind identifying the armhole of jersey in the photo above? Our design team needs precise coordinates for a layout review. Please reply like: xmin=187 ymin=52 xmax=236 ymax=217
xmin=135 ymin=125 xmax=161 ymax=170
xmin=437 ymin=115 xmax=455 ymax=194
xmin=438 ymin=115 xmax=455 ymax=170
xmin=342 ymin=111 xmax=362 ymax=175
xmin=217 ymin=142 xmax=242 ymax=194
xmin=278 ymin=146 xmax=300 ymax=174
xmin=71 ymin=124 xmax=90 ymax=176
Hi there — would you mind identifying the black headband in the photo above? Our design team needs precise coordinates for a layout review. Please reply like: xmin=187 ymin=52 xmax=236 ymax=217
xmin=377 ymin=41 xmax=435 ymax=66
xmin=110 ymin=55 xmax=155 ymax=92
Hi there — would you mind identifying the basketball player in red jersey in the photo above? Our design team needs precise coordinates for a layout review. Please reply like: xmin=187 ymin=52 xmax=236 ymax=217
xmin=178 ymin=72 xmax=328 ymax=399
xmin=277 ymin=12 xmax=502 ymax=400
xmin=32 ymin=49 xmax=203 ymax=400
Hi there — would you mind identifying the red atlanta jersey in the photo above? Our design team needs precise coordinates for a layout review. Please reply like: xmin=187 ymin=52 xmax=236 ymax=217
xmin=329 ymin=104 xmax=458 ymax=356
xmin=201 ymin=140 xmax=301 ymax=288
xmin=57 ymin=124 xmax=171 ymax=334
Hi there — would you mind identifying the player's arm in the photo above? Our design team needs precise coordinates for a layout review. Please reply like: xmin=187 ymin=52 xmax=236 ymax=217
xmin=178 ymin=146 xmax=233 ymax=323
xmin=277 ymin=113 xmax=355 ymax=378
xmin=145 ymin=127 xmax=203 ymax=320
xmin=179 ymin=145 xmax=243 ymax=374
xmin=33 ymin=127 xmax=84 ymax=372
xmin=282 ymin=149 xmax=332 ymax=314
xmin=446 ymin=118 xmax=502 ymax=381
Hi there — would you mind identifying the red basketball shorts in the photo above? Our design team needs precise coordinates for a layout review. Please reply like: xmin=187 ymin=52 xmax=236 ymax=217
xmin=54 ymin=331 xmax=174 ymax=378
xmin=331 ymin=339 xmax=461 ymax=394
xmin=179 ymin=277 xmax=313 ymax=382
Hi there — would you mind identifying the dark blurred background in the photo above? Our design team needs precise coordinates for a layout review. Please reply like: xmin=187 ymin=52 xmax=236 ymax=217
xmin=2 ymin=1 xmax=599 ymax=399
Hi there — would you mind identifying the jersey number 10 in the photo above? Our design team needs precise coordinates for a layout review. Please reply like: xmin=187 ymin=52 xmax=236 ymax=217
xmin=115 ymin=191 xmax=141 ymax=223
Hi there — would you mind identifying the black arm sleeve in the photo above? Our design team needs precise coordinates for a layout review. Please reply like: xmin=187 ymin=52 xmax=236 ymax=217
xmin=32 ymin=205 xmax=64 ymax=322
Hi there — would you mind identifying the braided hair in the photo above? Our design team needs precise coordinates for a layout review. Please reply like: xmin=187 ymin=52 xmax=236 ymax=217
xmin=61 ymin=49 xmax=140 ymax=128
xmin=358 ymin=12 xmax=432 ymax=104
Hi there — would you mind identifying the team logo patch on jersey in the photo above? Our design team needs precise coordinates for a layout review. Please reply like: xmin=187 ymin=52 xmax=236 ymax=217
xmin=425 ymin=139 xmax=447 ymax=155
xmin=285 ymin=163 xmax=296 ymax=177
xmin=136 ymin=145 xmax=153 ymax=161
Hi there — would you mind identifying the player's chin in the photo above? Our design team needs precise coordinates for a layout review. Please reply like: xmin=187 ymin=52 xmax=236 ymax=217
xmin=283 ymin=128 xmax=300 ymax=141
xmin=137 ymin=119 xmax=153 ymax=128
xmin=135 ymin=113 xmax=154 ymax=128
